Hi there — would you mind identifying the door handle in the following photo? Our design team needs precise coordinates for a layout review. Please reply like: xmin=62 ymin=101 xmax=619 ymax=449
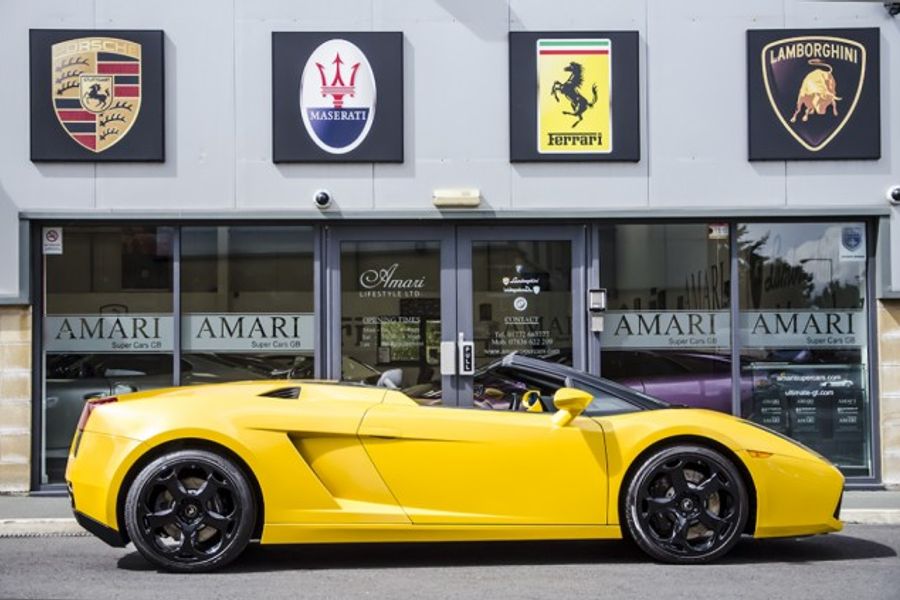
xmin=458 ymin=332 xmax=475 ymax=376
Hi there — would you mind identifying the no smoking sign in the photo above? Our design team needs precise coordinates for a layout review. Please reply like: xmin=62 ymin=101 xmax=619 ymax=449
xmin=42 ymin=227 xmax=63 ymax=255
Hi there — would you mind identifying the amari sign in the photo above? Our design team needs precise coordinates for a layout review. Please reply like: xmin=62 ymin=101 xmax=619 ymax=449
xmin=747 ymin=28 xmax=880 ymax=160
xmin=44 ymin=313 xmax=315 ymax=353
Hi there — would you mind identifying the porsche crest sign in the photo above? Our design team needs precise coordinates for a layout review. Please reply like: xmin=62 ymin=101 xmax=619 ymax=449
xmin=30 ymin=30 xmax=165 ymax=161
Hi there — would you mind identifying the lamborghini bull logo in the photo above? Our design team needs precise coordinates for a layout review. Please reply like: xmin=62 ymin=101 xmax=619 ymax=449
xmin=790 ymin=60 xmax=841 ymax=123
xmin=762 ymin=36 xmax=865 ymax=152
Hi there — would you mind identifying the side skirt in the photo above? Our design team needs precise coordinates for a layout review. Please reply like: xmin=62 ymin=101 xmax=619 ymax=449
xmin=261 ymin=524 xmax=622 ymax=545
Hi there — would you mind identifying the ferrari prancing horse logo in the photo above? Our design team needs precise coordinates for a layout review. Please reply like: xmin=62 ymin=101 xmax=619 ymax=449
xmin=51 ymin=37 xmax=142 ymax=153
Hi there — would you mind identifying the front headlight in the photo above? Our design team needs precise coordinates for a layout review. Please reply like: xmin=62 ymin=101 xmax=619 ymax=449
xmin=740 ymin=418 xmax=830 ymax=463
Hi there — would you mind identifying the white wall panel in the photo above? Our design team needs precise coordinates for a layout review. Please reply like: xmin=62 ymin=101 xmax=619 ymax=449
xmin=234 ymin=2 xmax=374 ymax=212
xmin=648 ymin=0 xmax=786 ymax=209
xmin=92 ymin=0 xmax=235 ymax=210
xmin=372 ymin=0 xmax=511 ymax=211
xmin=0 ymin=0 xmax=96 ymax=212
xmin=783 ymin=3 xmax=897 ymax=208
xmin=510 ymin=0 xmax=648 ymax=210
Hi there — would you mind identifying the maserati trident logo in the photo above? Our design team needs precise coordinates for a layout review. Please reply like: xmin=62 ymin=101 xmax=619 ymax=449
xmin=300 ymin=39 xmax=376 ymax=154
xmin=762 ymin=36 xmax=865 ymax=152
xmin=51 ymin=36 xmax=142 ymax=152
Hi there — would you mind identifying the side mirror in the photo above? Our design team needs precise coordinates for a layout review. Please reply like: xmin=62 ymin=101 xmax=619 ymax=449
xmin=551 ymin=387 xmax=592 ymax=427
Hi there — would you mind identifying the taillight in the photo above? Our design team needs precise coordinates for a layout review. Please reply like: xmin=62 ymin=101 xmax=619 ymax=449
xmin=76 ymin=396 xmax=118 ymax=433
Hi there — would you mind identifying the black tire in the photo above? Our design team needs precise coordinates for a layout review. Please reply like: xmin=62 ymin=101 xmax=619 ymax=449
xmin=623 ymin=445 xmax=748 ymax=564
xmin=124 ymin=449 xmax=256 ymax=573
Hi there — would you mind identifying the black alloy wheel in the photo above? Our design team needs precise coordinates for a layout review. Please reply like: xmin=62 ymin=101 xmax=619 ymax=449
xmin=124 ymin=449 xmax=256 ymax=572
xmin=624 ymin=445 xmax=748 ymax=564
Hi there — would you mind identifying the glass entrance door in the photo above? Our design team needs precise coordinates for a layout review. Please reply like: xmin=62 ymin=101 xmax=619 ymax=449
xmin=455 ymin=226 xmax=587 ymax=407
xmin=328 ymin=225 xmax=586 ymax=407
xmin=327 ymin=227 xmax=456 ymax=404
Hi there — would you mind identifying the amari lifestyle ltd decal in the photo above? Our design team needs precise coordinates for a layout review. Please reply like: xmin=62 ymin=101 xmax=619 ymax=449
xmin=510 ymin=30 xmax=639 ymax=162
xmin=30 ymin=30 xmax=165 ymax=161
xmin=272 ymin=32 xmax=403 ymax=162
xmin=747 ymin=28 xmax=880 ymax=160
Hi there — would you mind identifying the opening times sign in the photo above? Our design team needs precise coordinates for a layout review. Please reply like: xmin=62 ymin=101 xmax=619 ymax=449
xmin=45 ymin=313 xmax=314 ymax=353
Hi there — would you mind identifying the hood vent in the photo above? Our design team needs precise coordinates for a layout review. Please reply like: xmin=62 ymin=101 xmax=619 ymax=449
xmin=259 ymin=386 xmax=301 ymax=400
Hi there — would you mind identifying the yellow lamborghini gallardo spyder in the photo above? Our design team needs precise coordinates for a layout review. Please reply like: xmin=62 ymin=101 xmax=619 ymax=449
xmin=66 ymin=355 xmax=844 ymax=572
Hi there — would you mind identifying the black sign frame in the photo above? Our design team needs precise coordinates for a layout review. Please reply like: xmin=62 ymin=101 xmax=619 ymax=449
xmin=272 ymin=32 xmax=404 ymax=163
xmin=747 ymin=28 xmax=880 ymax=161
xmin=30 ymin=29 xmax=165 ymax=162
xmin=509 ymin=30 xmax=640 ymax=163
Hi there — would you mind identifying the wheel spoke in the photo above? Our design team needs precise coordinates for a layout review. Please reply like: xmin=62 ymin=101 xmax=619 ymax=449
xmin=645 ymin=496 xmax=675 ymax=515
xmin=668 ymin=514 xmax=691 ymax=549
xmin=159 ymin=469 xmax=188 ymax=501
xmin=195 ymin=472 xmax=224 ymax=503
xmin=697 ymin=508 xmax=730 ymax=535
xmin=144 ymin=507 xmax=177 ymax=529
xmin=177 ymin=529 xmax=205 ymax=558
xmin=667 ymin=466 xmax=689 ymax=495
xmin=696 ymin=472 xmax=725 ymax=499
xmin=201 ymin=511 xmax=232 ymax=533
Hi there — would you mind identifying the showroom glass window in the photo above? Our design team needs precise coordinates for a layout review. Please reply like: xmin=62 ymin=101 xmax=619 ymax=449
xmin=181 ymin=226 xmax=315 ymax=383
xmin=738 ymin=222 xmax=871 ymax=477
xmin=42 ymin=225 xmax=174 ymax=484
xmin=598 ymin=224 xmax=732 ymax=412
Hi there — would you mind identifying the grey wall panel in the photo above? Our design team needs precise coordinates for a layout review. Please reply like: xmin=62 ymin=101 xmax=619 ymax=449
xmin=647 ymin=0 xmax=786 ymax=209
xmin=372 ymin=0 xmax=511 ymax=210
xmin=783 ymin=4 xmax=896 ymax=208
xmin=92 ymin=0 xmax=235 ymax=210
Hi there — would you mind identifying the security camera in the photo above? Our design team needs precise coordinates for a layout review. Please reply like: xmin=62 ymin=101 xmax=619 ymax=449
xmin=313 ymin=189 xmax=332 ymax=209
xmin=888 ymin=185 xmax=900 ymax=205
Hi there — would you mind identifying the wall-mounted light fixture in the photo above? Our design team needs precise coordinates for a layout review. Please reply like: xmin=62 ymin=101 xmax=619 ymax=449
xmin=432 ymin=188 xmax=481 ymax=208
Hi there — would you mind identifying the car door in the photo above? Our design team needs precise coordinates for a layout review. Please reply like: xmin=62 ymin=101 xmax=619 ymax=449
xmin=358 ymin=401 xmax=608 ymax=525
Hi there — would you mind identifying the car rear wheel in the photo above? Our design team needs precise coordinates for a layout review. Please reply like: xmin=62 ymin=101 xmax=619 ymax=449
xmin=124 ymin=449 xmax=256 ymax=573
xmin=624 ymin=445 xmax=748 ymax=564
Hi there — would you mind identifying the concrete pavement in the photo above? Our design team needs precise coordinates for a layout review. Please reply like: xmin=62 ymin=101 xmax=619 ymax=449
xmin=2 ymin=490 xmax=899 ymax=537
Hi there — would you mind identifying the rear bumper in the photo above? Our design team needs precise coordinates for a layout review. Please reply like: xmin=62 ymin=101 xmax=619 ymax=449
xmin=73 ymin=509 xmax=127 ymax=548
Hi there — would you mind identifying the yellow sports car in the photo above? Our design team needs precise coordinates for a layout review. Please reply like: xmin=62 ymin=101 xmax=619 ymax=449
xmin=66 ymin=355 xmax=844 ymax=572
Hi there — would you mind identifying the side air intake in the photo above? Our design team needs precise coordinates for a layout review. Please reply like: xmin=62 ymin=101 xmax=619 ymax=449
xmin=259 ymin=387 xmax=301 ymax=400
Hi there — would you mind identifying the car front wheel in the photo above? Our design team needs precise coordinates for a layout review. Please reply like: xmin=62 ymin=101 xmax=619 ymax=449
xmin=124 ymin=448 xmax=256 ymax=573
xmin=624 ymin=445 xmax=749 ymax=564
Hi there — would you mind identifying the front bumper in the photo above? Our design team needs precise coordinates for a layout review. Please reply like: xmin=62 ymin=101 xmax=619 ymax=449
xmin=745 ymin=450 xmax=844 ymax=538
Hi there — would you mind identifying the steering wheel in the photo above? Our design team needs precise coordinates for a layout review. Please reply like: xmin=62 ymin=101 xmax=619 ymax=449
xmin=519 ymin=389 xmax=545 ymax=413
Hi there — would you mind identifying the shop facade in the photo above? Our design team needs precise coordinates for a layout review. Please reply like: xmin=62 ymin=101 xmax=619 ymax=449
xmin=0 ymin=0 xmax=899 ymax=492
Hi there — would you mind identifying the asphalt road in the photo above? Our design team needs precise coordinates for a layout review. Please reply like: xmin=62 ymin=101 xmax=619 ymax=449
xmin=1 ymin=526 xmax=898 ymax=599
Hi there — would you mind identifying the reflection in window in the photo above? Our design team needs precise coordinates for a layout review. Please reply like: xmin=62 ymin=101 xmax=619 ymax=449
xmin=43 ymin=225 xmax=174 ymax=484
xmin=738 ymin=223 xmax=870 ymax=477
xmin=598 ymin=224 xmax=732 ymax=412
xmin=181 ymin=226 xmax=315 ymax=384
